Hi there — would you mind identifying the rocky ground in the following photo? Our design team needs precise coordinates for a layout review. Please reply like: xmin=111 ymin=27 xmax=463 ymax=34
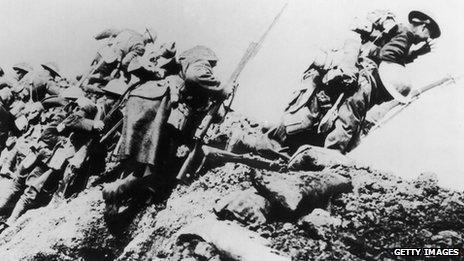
xmin=0 ymin=114 xmax=463 ymax=260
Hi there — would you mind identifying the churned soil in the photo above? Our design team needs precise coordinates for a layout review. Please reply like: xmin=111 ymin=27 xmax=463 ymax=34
xmin=0 ymin=114 xmax=462 ymax=260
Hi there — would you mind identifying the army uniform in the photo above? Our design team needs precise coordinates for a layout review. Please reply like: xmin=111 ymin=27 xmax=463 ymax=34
xmin=55 ymin=93 xmax=126 ymax=199
xmin=325 ymin=11 xmax=441 ymax=153
xmin=103 ymin=45 xmax=228 ymax=222
xmin=14 ymin=64 xmax=61 ymax=103
xmin=52 ymin=98 xmax=106 ymax=198
xmin=0 ymin=107 xmax=68 ymax=220
xmin=0 ymin=98 xmax=105 ymax=227
xmin=92 ymin=29 xmax=156 ymax=83
xmin=116 ymin=44 xmax=179 ymax=173
xmin=0 ymin=89 xmax=20 ymax=151
xmin=227 ymin=41 xmax=359 ymax=158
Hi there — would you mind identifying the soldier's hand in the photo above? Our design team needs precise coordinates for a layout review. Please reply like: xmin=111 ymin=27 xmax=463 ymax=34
xmin=93 ymin=120 xmax=105 ymax=132
xmin=220 ymin=82 xmax=236 ymax=99
xmin=427 ymin=39 xmax=437 ymax=52
xmin=410 ymin=39 xmax=435 ymax=57
xmin=57 ymin=123 xmax=66 ymax=133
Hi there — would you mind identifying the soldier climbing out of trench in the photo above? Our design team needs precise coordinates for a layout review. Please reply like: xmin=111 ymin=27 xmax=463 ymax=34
xmin=88 ymin=27 xmax=157 ymax=87
xmin=227 ymin=10 xmax=441 ymax=160
xmin=101 ymin=45 xmax=232 ymax=227
xmin=324 ymin=10 xmax=441 ymax=153
xmin=216 ymin=10 xmax=442 ymax=226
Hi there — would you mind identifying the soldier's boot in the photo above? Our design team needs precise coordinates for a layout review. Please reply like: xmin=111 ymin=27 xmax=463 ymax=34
xmin=102 ymin=173 xmax=154 ymax=231
xmin=4 ymin=186 xmax=38 ymax=229
xmin=52 ymin=165 xmax=76 ymax=203
xmin=91 ymin=161 xmax=124 ymax=186
xmin=0 ymin=177 xmax=27 ymax=216
xmin=102 ymin=174 xmax=143 ymax=214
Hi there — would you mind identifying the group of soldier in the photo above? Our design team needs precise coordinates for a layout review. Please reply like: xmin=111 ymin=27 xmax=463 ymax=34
xmin=0 ymin=9 xmax=440 ymax=233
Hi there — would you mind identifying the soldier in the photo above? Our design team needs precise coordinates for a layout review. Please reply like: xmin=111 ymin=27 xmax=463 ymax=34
xmin=0 ymin=88 xmax=20 ymax=151
xmin=0 ymin=97 xmax=104 ymax=233
xmin=226 ymin=39 xmax=359 ymax=158
xmin=52 ymin=83 xmax=126 ymax=200
xmin=324 ymin=10 xmax=441 ymax=153
xmin=102 ymin=45 xmax=230 ymax=223
xmin=12 ymin=63 xmax=33 ymax=82
xmin=112 ymin=28 xmax=157 ymax=72
xmin=0 ymin=103 xmax=68 ymax=232
xmin=13 ymin=62 xmax=62 ymax=103
xmin=90 ymin=28 xmax=157 ymax=84
xmin=93 ymin=28 xmax=122 ymax=47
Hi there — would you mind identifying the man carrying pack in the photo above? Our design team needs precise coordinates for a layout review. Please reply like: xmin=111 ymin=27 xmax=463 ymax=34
xmin=0 ymin=97 xmax=105 ymax=233
xmin=226 ymin=37 xmax=360 ymax=158
xmin=102 ymin=45 xmax=230 ymax=225
xmin=324 ymin=10 xmax=440 ymax=153
xmin=90 ymin=28 xmax=157 ymax=85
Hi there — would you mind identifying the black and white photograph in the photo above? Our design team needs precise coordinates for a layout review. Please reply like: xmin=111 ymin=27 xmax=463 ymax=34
xmin=0 ymin=0 xmax=462 ymax=260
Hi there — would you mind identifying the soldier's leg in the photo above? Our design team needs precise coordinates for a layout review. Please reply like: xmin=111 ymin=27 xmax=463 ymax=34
xmin=102 ymin=161 xmax=145 ymax=203
xmin=362 ymin=100 xmax=399 ymax=134
xmin=5 ymin=186 xmax=39 ymax=225
xmin=6 ymin=166 xmax=55 ymax=225
xmin=0 ymin=134 xmax=8 ymax=153
xmin=324 ymin=76 xmax=374 ymax=153
xmin=0 ymin=179 xmax=26 ymax=215
xmin=0 ymin=163 xmax=34 ymax=215
xmin=0 ymin=145 xmax=18 ymax=177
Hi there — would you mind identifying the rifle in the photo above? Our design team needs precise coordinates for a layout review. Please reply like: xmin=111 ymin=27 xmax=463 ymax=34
xmin=197 ymin=145 xmax=286 ymax=173
xmin=223 ymin=2 xmax=288 ymax=114
xmin=176 ymin=3 xmax=288 ymax=182
xmin=368 ymin=74 xmax=461 ymax=133
xmin=99 ymin=118 xmax=123 ymax=143
xmin=75 ymin=57 xmax=105 ymax=89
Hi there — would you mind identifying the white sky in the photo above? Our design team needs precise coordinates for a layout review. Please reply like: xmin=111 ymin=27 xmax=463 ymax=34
xmin=1 ymin=0 xmax=464 ymax=188
xmin=1 ymin=0 xmax=463 ymax=121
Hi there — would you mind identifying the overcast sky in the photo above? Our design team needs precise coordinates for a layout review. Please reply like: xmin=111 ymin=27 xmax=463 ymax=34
xmin=1 ymin=0 xmax=464 ymax=188
xmin=1 ymin=0 xmax=462 ymax=121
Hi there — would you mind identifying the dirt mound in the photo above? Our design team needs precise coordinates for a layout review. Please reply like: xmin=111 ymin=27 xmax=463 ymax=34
xmin=0 ymin=114 xmax=463 ymax=260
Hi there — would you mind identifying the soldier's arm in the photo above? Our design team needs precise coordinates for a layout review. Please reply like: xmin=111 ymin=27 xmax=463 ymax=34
xmin=340 ymin=37 xmax=361 ymax=72
xmin=378 ymin=32 xmax=413 ymax=64
xmin=121 ymin=42 xmax=145 ymax=68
